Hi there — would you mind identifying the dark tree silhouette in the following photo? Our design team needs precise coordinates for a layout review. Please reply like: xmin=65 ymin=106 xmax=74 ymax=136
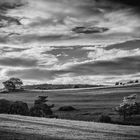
xmin=9 ymin=101 xmax=29 ymax=115
xmin=30 ymin=96 xmax=54 ymax=117
xmin=115 ymin=94 xmax=140 ymax=120
xmin=115 ymin=82 xmax=119 ymax=86
xmin=3 ymin=78 xmax=23 ymax=92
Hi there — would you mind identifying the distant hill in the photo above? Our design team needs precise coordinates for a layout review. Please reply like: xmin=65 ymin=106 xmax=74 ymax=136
xmin=24 ymin=84 xmax=103 ymax=90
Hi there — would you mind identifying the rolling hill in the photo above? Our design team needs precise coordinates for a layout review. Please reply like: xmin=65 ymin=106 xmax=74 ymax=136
xmin=0 ymin=114 xmax=140 ymax=140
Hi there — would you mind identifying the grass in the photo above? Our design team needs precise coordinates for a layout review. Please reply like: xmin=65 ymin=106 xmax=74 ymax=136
xmin=0 ymin=130 xmax=62 ymax=140
xmin=0 ymin=86 xmax=140 ymax=123
xmin=0 ymin=86 xmax=140 ymax=139
xmin=0 ymin=114 xmax=140 ymax=140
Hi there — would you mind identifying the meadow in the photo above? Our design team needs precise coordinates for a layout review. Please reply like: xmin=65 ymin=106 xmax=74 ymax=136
xmin=0 ymin=85 xmax=140 ymax=124
xmin=0 ymin=114 xmax=140 ymax=140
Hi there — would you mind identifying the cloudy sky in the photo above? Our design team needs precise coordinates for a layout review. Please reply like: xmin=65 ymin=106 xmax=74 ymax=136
xmin=0 ymin=0 xmax=140 ymax=86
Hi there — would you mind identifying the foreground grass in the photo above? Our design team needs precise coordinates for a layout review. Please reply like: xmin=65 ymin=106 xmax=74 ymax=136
xmin=0 ymin=114 xmax=140 ymax=140
xmin=0 ymin=130 xmax=63 ymax=140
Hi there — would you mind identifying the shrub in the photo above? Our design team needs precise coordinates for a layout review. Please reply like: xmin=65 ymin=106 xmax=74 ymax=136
xmin=115 ymin=82 xmax=119 ymax=86
xmin=30 ymin=96 xmax=54 ymax=117
xmin=115 ymin=94 xmax=140 ymax=120
xmin=115 ymin=102 xmax=140 ymax=120
xmin=0 ymin=99 xmax=11 ymax=113
xmin=9 ymin=101 xmax=29 ymax=115
xmin=58 ymin=106 xmax=76 ymax=111
xmin=98 ymin=115 xmax=112 ymax=123
xmin=30 ymin=104 xmax=53 ymax=117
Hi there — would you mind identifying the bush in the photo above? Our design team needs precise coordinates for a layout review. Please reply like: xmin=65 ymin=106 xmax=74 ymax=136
xmin=58 ymin=106 xmax=76 ymax=111
xmin=115 ymin=102 xmax=140 ymax=120
xmin=30 ymin=96 xmax=54 ymax=117
xmin=0 ymin=99 xmax=12 ymax=113
xmin=98 ymin=115 xmax=112 ymax=123
xmin=9 ymin=101 xmax=29 ymax=115
xmin=30 ymin=104 xmax=53 ymax=117
xmin=115 ymin=82 xmax=119 ymax=86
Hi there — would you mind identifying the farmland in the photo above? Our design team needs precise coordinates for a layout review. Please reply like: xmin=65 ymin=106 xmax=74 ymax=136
xmin=0 ymin=114 xmax=140 ymax=140
xmin=0 ymin=86 xmax=140 ymax=139
xmin=0 ymin=85 xmax=140 ymax=123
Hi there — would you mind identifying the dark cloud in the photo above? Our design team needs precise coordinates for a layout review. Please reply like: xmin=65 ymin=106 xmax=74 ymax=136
xmin=105 ymin=40 xmax=140 ymax=50
xmin=0 ymin=15 xmax=22 ymax=28
xmin=66 ymin=55 xmax=140 ymax=76
xmin=15 ymin=34 xmax=77 ymax=43
xmin=5 ymin=55 xmax=140 ymax=81
xmin=0 ymin=0 xmax=26 ymax=28
xmin=0 ymin=57 xmax=38 ymax=67
xmin=0 ymin=0 xmax=26 ymax=11
xmin=0 ymin=36 xmax=7 ymax=43
xmin=29 ymin=18 xmax=65 ymax=27
xmin=72 ymin=26 xmax=109 ymax=34
xmin=6 ymin=68 xmax=67 ymax=80
xmin=0 ymin=47 xmax=28 ymax=53
xmin=44 ymin=46 xmax=91 ymax=63
xmin=108 ymin=0 xmax=140 ymax=7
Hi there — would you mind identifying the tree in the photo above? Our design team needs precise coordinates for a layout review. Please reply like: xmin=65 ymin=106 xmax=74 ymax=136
xmin=9 ymin=101 xmax=29 ymax=116
xmin=3 ymin=78 xmax=23 ymax=92
xmin=30 ymin=96 xmax=54 ymax=117
xmin=127 ymin=80 xmax=134 ymax=84
xmin=9 ymin=78 xmax=23 ymax=89
xmin=0 ymin=99 xmax=11 ymax=113
xmin=115 ymin=82 xmax=119 ymax=86
xmin=115 ymin=94 xmax=140 ymax=120
xmin=3 ymin=80 xmax=16 ymax=91
xmin=98 ymin=114 xmax=112 ymax=123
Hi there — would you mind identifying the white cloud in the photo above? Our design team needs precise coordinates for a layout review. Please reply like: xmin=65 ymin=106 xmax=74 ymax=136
xmin=88 ymin=48 xmax=140 ymax=61
xmin=0 ymin=0 xmax=140 ymax=85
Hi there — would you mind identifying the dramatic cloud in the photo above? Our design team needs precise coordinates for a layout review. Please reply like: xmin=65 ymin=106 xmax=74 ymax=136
xmin=72 ymin=26 xmax=109 ymax=34
xmin=0 ymin=57 xmax=38 ymax=67
xmin=65 ymin=55 xmax=140 ymax=76
xmin=45 ymin=46 xmax=91 ymax=63
xmin=0 ymin=0 xmax=140 ymax=85
xmin=108 ymin=0 xmax=140 ymax=8
xmin=105 ymin=40 xmax=140 ymax=50
xmin=6 ymin=68 xmax=68 ymax=81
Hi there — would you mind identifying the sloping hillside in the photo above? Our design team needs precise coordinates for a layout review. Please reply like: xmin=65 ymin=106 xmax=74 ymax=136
xmin=0 ymin=114 xmax=140 ymax=140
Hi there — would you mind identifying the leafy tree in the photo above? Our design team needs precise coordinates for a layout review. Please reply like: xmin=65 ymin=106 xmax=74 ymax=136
xmin=115 ymin=94 xmax=140 ymax=120
xmin=127 ymin=80 xmax=134 ymax=84
xmin=30 ymin=96 xmax=54 ymax=117
xmin=0 ymin=99 xmax=11 ymax=113
xmin=9 ymin=101 xmax=29 ymax=115
xmin=115 ymin=82 xmax=119 ymax=86
xmin=115 ymin=103 xmax=140 ymax=120
xmin=98 ymin=114 xmax=112 ymax=123
xmin=3 ymin=77 xmax=23 ymax=92
xmin=3 ymin=80 xmax=15 ymax=91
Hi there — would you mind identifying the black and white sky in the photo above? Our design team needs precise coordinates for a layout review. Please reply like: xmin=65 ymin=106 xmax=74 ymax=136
xmin=0 ymin=0 xmax=140 ymax=86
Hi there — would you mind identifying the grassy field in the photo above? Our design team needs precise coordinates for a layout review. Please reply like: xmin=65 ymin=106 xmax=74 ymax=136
xmin=0 ymin=86 xmax=140 ymax=124
xmin=0 ymin=114 xmax=140 ymax=140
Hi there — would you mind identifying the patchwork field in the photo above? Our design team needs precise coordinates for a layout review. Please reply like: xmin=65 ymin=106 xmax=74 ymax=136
xmin=0 ymin=86 xmax=140 ymax=123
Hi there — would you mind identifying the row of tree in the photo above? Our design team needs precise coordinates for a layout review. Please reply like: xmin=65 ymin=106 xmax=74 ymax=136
xmin=0 ymin=96 xmax=55 ymax=117
xmin=115 ymin=80 xmax=139 ymax=86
